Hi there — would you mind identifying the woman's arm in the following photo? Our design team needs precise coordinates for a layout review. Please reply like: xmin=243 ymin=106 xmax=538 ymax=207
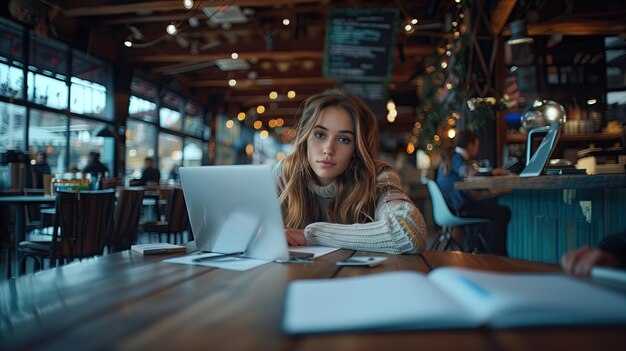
xmin=303 ymin=190 xmax=427 ymax=254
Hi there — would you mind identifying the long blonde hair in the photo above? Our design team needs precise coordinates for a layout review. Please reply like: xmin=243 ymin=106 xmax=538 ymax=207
xmin=279 ymin=89 xmax=380 ymax=228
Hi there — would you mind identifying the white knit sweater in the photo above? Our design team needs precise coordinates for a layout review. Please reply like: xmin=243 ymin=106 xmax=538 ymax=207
xmin=274 ymin=162 xmax=427 ymax=254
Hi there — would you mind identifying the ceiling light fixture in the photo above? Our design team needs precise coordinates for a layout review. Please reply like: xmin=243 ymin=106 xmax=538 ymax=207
xmin=183 ymin=0 xmax=194 ymax=10
xmin=166 ymin=23 xmax=178 ymax=35
xmin=506 ymin=20 xmax=533 ymax=45
xmin=231 ymin=52 xmax=239 ymax=59
xmin=283 ymin=18 xmax=290 ymax=26
xmin=228 ymin=79 xmax=237 ymax=86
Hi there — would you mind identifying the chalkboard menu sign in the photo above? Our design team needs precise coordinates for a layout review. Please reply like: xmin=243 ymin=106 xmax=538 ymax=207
xmin=323 ymin=8 xmax=399 ymax=82
xmin=341 ymin=82 xmax=387 ymax=118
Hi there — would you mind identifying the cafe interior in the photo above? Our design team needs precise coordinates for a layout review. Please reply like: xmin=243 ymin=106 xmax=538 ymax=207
xmin=1 ymin=1 xmax=625 ymax=350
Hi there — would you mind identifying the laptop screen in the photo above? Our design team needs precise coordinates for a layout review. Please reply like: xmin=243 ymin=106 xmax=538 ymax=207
xmin=519 ymin=123 xmax=561 ymax=177
xmin=179 ymin=165 xmax=290 ymax=260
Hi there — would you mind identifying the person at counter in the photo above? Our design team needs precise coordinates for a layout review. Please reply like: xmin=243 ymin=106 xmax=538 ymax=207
xmin=562 ymin=232 xmax=626 ymax=276
xmin=83 ymin=151 xmax=109 ymax=179
xmin=436 ymin=130 xmax=510 ymax=256
xmin=273 ymin=89 xmax=427 ymax=254
xmin=32 ymin=151 xmax=51 ymax=188
xmin=130 ymin=157 xmax=161 ymax=186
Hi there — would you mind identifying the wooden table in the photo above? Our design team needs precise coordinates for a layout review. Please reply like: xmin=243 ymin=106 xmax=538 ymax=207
xmin=454 ymin=175 xmax=626 ymax=263
xmin=0 ymin=195 xmax=57 ymax=277
xmin=454 ymin=174 xmax=626 ymax=190
xmin=1 ymin=249 xmax=624 ymax=351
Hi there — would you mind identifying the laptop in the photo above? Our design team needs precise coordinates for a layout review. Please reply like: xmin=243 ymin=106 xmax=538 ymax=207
xmin=519 ymin=123 xmax=561 ymax=177
xmin=179 ymin=165 xmax=311 ymax=261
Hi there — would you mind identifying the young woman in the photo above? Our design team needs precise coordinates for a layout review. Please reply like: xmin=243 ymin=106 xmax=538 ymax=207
xmin=274 ymin=89 xmax=427 ymax=254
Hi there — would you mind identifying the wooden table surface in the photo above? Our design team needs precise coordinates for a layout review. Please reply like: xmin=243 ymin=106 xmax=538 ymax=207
xmin=454 ymin=174 xmax=626 ymax=190
xmin=1 ymin=249 xmax=624 ymax=351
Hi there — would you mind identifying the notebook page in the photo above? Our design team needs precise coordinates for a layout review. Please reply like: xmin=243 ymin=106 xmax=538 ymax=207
xmin=283 ymin=271 xmax=477 ymax=334
xmin=428 ymin=267 xmax=626 ymax=328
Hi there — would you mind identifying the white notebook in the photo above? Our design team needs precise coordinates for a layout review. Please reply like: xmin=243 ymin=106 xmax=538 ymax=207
xmin=283 ymin=267 xmax=626 ymax=334
xmin=131 ymin=243 xmax=186 ymax=255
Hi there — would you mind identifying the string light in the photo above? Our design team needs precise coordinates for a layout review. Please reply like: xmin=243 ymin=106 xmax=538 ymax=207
xmin=225 ymin=119 xmax=234 ymax=129
xmin=228 ymin=79 xmax=237 ymax=86
xmin=253 ymin=121 xmax=263 ymax=129
xmin=283 ymin=19 xmax=290 ymax=26
xmin=245 ymin=144 xmax=254 ymax=155
xmin=287 ymin=90 xmax=296 ymax=99
xmin=411 ymin=18 xmax=418 ymax=25
xmin=259 ymin=130 xmax=269 ymax=139
xmin=237 ymin=112 xmax=246 ymax=121
xmin=124 ymin=40 xmax=133 ymax=47
xmin=183 ymin=0 xmax=194 ymax=9
xmin=166 ymin=24 xmax=178 ymax=35
xmin=231 ymin=52 xmax=239 ymax=59
xmin=269 ymin=91 xmax=278 ymax=100
xmin=256 ymin=105 xmax=265 ymax=114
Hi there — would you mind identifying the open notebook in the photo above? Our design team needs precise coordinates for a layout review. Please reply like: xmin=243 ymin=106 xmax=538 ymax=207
xmin=283 ymin=267 xmax=626 ymax=334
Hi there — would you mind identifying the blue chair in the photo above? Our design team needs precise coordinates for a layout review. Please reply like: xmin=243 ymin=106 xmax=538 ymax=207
xmin=426 ymin=179 xmax=489 ymax=252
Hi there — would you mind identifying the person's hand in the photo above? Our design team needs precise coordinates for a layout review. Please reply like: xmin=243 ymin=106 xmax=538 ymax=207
xmin=285 ymin=228 xmax=306 ymax=246
xmin=561 ymin=246 xmax=621 ymax=276
xmin=491 ymin=167 xmax=508 ymax=176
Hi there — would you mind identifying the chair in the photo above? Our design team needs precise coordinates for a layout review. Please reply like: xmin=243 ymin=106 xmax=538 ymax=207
xmin=0 ymin=201 xmax=14 ymax=279
xmin=18 ymin=189 xmax=115 ymax=273
xmin=426 ymin=179 xmax=489 ymax=252
xmin=109 ymin=188 xmax=144 ymax=252
xmin=141 ymin=187 xmax=189 ymax=244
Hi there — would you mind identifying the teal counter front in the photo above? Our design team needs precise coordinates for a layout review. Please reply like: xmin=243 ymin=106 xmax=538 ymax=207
xmin=455 ymin=174 xmax=626 ymax=263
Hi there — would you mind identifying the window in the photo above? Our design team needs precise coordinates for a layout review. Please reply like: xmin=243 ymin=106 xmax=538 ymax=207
xmin=183 ymin=138 xmax=203 ymax=167
xmin=70 ymin=51 xmax=111 ymax=118
xmin=160 ymin=90 xmax=182 ymax=131
xmin=129 ymin=76 xmax=158 ymax=123
xmin=129 ymin=95 xmax=158 ymax=123
xmin=126 ymin=119 xmax=157 ymax=179
xmin=0 ymin=18 xmax=24 ymax=63
xmin=158 ymin=133 xmax=182 ymax=181
xmin=27 ymin=34 xmax=68 ymax=110
xmin=28 ymin=109 xmax=67 ymax=174
xmin=159 ymin=106 xmax=182 ymax=131
xmin=184 ymin=100 xmax=205 ymax=137
xmin=0 ymin=63 xmax=24 ymax=100
xmin=0 ymin=101 xmax=25 ymax=151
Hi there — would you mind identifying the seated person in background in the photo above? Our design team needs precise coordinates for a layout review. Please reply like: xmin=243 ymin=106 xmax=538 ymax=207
xmin=83 ymin=151 xmax=109 ymax=179
xmin=32 ymin=151 xmax=51 ymax=188
xmin=168 ymin=164 xmax=180 ymax=182
xmin=130 ymin=157 xmax=161 ymax=186
xmin=562 ymin=231 xmax=626 ymax=276
xmin=436 ymin=130 xmax=510 ymax=256
xmin=273 ymin=89 xmax=427 ymax=254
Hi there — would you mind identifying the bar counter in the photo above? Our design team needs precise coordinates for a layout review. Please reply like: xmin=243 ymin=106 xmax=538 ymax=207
xmin=455 ymin=174 xmax=626 ymax=263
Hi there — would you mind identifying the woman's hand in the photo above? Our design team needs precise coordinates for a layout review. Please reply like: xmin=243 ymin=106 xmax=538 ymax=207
xmin=285 ymin=228 xmax=306 ymax=246
xmin=561 ymin=246 xmax=621 ymax=276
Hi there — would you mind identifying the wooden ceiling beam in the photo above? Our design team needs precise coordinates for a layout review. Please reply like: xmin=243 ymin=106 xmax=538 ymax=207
xmin=490 ymin=0 xmax=517 ymax=36
xmin=63 ymin=0 xmax=320 ymax=17
xmin=503 ymin=19 xmax=626 ymax=36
